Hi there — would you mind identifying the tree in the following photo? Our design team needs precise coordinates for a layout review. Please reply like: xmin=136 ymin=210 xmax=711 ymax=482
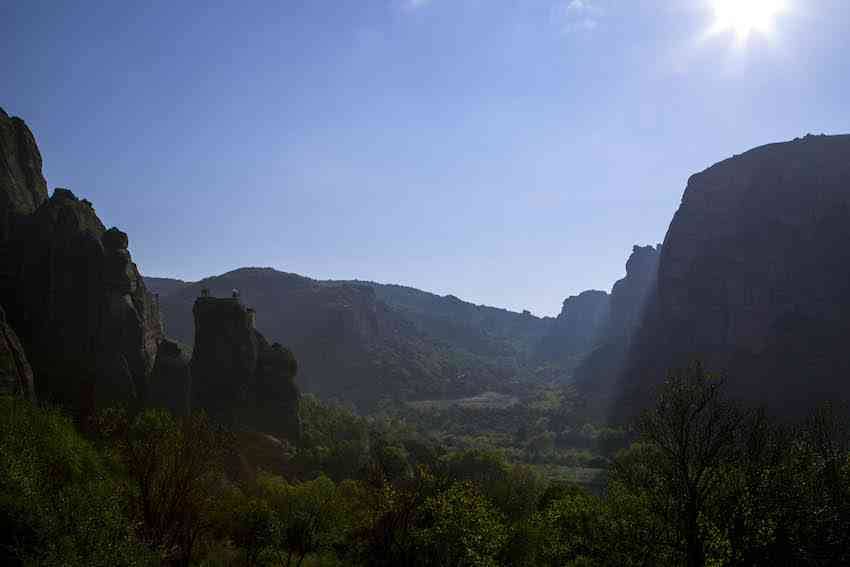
xmin=115 ymin=409 xmax=229 ymax=566
xmin=535 ymin=489 xmax=605 ymax=566
xmin=630 ymin=362 xmax=746 ymax=567
xmin=229 ymin=496 xmax=280 ymax=566
xmin=257 ymin=473 xmax=344 ymax=567
xmin=413 ymin=480 xmax=507 ymax=567
xmin=0 ymin=396 xmax=152 ymax=566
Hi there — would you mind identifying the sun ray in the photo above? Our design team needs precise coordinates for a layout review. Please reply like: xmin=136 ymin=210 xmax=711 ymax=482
xmin=707 ymin=0 xmax=788 ymax=45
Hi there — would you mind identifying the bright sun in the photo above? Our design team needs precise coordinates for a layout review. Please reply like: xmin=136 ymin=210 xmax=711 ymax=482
xmin=708 ymin=0 xmax=788 ymax=43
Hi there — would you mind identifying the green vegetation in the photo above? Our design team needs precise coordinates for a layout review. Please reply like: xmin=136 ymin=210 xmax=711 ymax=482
xmin=1 ymin=362 xmax=849 ymax=565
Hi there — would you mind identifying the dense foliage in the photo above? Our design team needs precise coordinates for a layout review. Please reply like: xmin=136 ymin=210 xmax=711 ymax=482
xmin=1 ymin=362 xmax=848 ymax=565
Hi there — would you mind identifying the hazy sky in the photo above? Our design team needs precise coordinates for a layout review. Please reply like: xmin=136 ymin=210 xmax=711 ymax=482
xmin=3 ymin=0 xmax=848 ymax=315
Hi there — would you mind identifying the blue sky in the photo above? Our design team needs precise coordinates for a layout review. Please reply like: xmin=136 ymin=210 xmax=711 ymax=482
xmin=3 ymin=0 xmax=848 ymax=315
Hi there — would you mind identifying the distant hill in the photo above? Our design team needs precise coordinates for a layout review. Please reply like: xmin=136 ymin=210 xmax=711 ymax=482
xmin=149 ymin=269 xmax=559 ymax=409
xmin=145 ymin=276 xmax=191 ymax=297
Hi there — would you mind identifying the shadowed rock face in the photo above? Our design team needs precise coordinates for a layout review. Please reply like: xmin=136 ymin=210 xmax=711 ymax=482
xmin=0 ymin=305 xmax=35 ymax=400
xmin=190 ymin=296 xmax=301 ymax=441
xmin=149 ymin=338 xmax=191 ymax=416
xmin=535 ymin=290 xmax=610 ymax=371
xmin=573 ymin=245 xmax=660 ymax=402
xmin=0 ymin=107 xmax=48 ymax=241
xmin=624 ymin=134 xmax=850 ymax=417
xmin=0 ymin=109 xmax=162 ymax=412
xmin=606 ymin=245 xmax=660 ymax=345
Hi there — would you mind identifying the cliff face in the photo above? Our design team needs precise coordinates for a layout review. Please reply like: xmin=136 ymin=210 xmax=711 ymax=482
xmin=0 ymin=306 xmax=35 ymax=400
xmin=149 ymin=338 xmax=191 ymax=416
xmin=190 ymin=295 xmax=301 ymax=440
xmin=625 ymin=135 xmax=850 ymax=416
xmin=605 ymin=245 xmax=660 ymax=344
xmin=574 ymin=245 xmax=660 ymax=398
xmin=0 ymin=107 xmax=48 ymax=240
xmin=0 ymin=109 xmax=162 ymax=411
xmin=535 ymin=290 xmax=610 ymax=371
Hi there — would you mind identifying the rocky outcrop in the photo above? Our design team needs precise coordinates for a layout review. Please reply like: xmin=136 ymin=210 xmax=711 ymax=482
xmin=0 ymin=305 xmax=35 ymax=400
xmin=190 ymin=295 xmax=301 ymax=440
xmin=605 ymin=245 xmax=660 ymax=345
xmin=149 ymin=338 xmax=191 ymax=416
xmin=254 ymin=336 xmax=301 ymax=442
xmin=623 ymin=134 xmax=850 ymax=417
xmin=0 ymin=107 xmax=48 ymax=241
xmin=574 ymin=245 xmax=660 ymax=398
xmin=535 ymin=290 xmax=610 ymax=371
xmin=0 ymin=109 xmax=162 ymax=412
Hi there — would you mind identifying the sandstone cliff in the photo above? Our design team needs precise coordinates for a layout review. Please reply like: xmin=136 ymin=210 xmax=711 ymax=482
xmin=149 ymin=338 xmax=191 ymax=416
xmin=0 ymin=108 xmax=162 ymax=411
xmin=534 ymin=290 xmax=610 ymax=371
xmin=190 ymin=294 xmax=301 ymax=440
xmin=574 ymin=244 xmax=660 ymax=400
xmin=624 ymin=134 xmax=850 ymax=416
xmin=0 ymin=107 xmax=48 ymax=241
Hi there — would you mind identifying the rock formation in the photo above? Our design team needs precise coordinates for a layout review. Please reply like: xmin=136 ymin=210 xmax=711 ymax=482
xmin=154 ymin=268 xmax=525 ymax=408
xmin=0 ymin=107 xmax=48 ymax=241
xmin=190 ymin=294 xmax=301 ymax=440
xmin=0 ymin=305 xmax=35 ymax=400
xmin=149 ymin=338 xmax=191 ymax=416
xmin=535 ymin=290 xmax=610 ymax=372
xmin=606 ymin=245 xmax=660 ymax=345
xmin=623 ymin=134 xmax=850 ymax=417
xmin=574 ymin=245 xmax=660 ymax=401
xmin=0 ymin=108 xmax=162 ymax=412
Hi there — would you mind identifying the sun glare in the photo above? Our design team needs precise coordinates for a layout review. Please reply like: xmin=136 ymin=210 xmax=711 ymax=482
xmin=708 ymin=0 xmax=787 ymax=44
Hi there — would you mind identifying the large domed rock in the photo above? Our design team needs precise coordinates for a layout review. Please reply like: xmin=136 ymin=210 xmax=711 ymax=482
xmin=624 ymin=134 xmax=850 ymax=417
xmin=0 ymin=109 xmax=162 ymax=413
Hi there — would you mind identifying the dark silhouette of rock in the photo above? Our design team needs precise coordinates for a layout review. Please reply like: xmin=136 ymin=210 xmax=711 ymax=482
xmin=0 ymin=107 xmax=48 ymax=241
xmin=624 ymin=134 xmax=850 ymax=417
xmin=606 ymin=245 xmax=661 ymax=345
xmin=190 ymin=294 xmax=301 ymax=441
xmin=574 ymin=245 xmax=660 ymax=403
xmin=149 ymin=338 xmax=191 ymax=416
xmin=254 ymin=337 xmax=301 ymax=441
xmin=535 ymin=290 xmax=610 ymax=372
xmin=0 ymin=305 xmax=35 ymax=400
xmin=0 ymin=109 xmax=162 ymax=412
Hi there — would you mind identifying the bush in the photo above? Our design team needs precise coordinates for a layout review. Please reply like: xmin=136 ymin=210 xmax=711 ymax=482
xmin=0 ymin=396 xmax=151 ymax=566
